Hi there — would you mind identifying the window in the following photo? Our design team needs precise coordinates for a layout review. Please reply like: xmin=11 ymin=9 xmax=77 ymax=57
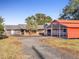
xmin=63 ymin=29 xmax=67 ymax=32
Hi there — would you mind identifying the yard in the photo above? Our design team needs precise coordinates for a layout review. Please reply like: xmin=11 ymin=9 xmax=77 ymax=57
xmin=40 ymin=37 xmax=79 ymax=58
xmin=0 ymin=36 xmax=30 ymax=59
xmin=0 ymin=36 xmax=79 ymax=59
xmin=41 ymin=39 xmax=79 ymax=50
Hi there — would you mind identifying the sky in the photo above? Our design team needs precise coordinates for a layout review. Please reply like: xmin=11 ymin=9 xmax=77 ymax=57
xmin=0 ymin=0 xmax=69 ymax=25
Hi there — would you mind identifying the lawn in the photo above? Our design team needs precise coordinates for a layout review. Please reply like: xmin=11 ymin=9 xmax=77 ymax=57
xmin=0 ymin=36 xmax=29 ymax=59
xmin=40 ymin=38 xmax=79 ymax=52
xmin=39 ymin=38 xmax=79 ymax=58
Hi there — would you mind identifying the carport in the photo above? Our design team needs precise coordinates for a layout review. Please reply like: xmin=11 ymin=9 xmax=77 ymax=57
xmin=51 ymin=20 xmax=79 ymax=38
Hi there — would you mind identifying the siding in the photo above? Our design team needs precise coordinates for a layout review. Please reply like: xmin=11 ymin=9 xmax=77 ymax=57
xmin=67 ymin=28 xmax=79 ymax=38
xmin=5 ymin=30 xmax=21 ymax=36
xmin=52 ymin=30 xmax=67 ymax=36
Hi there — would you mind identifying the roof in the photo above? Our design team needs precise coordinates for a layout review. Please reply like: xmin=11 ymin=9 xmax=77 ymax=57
xmin=52 ymin=20 xmax=79 ymax=27
xmin=44 ymin=23 xmax=51 ymax=29
xmin=56 ymin=20 xmax=79 ymax=24
xmin=61 ymin=23 xmax=79 ymax=27
xmin=4 ymin=24 xmax=44 ymax=30
xmin=4 ymin=24 xmax=26 ymax=30
xmin=5 ymin=25 xmax=20 ymax=30
xmin=18 ymin=24 xmax=26 ymax=29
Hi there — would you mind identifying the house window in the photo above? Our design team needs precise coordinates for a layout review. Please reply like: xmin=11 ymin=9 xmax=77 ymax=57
xmin=63 ymin=29 xmax=67 ymax=32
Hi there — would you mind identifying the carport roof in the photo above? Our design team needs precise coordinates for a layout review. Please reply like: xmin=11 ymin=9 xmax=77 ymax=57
xmin=61 ymin=23 xmax=79 ymax=27
xmin=52 ymin=20 xmax=79 ymax=27
xmin=52 ymin=20 xmax=79 ymax=24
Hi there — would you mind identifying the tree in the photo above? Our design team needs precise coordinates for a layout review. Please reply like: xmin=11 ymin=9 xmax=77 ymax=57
xmin=26 ymin=16 xmax=38 ymax=30
xmin=25 ymin=16 xmax=38 ymax=35
xmin=35 ymin=13 xmax=52 ymax=25
xmin=46 ymin=16 xmax=52 ymax=23
xmin=25 ymin=13 xmax=52 ymax=35
xmin=0 ymin=16 xmax=4 ymax=35
xmin=59 ymin=0 xmax=79 ymax=20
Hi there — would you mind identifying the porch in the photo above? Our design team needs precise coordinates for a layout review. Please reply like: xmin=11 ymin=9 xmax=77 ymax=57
xmin=44 ymin=24 xmax=67 ymax=38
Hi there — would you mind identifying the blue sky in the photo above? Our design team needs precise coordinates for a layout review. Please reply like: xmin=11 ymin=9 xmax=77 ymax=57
xmin=0 ymin=0 xmax=69 ymax=25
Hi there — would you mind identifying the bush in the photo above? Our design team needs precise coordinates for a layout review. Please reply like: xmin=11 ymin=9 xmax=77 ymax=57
xmin=0 ymin=35 xmax=8 ymax=39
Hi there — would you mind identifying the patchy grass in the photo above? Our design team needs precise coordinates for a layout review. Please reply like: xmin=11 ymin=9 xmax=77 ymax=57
xmin=40 ymin=38 xmax=79 ymax=51
xmin=40 ymin=38 xmax=79 ymax=58
xmin=0 ymin=36 xmax=30 ymax=59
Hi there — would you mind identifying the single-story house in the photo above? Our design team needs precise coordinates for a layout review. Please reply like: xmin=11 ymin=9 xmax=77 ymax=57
xmin=45 ymin=20 xmax=79 ymax=39
xmin=4 ymin=24 xmax=44 ymax=36
xmin=4 ymin=24 xmax=26 ymax=36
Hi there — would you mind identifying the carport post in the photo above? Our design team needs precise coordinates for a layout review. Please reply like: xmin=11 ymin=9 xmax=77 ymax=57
xmin=45 ymin=28 xmax=47 ymax=36
xmin=58 ymin=24 xmax=61 ymax=38
xmin=44 ymin=27 xmax=47 ymax=36
xmin=51 ymin=24 xmax=53 ymax=36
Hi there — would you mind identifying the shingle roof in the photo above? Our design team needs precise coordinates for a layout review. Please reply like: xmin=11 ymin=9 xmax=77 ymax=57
xmin=4 ymin=25 xmax=20 ymax=30
xmin=4 ymin=24 xmax=26 ymax=30
xmin=4 ymin=24 xmax=44 ymax=30
xmin=18 ymin=24 xmax=26 ymax=29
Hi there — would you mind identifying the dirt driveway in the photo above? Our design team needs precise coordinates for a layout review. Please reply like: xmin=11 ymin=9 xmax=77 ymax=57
xmin=19 ymin=37 xmax=53 ymax=59
xmin=18 ymin=36 xmax=77 ymax=59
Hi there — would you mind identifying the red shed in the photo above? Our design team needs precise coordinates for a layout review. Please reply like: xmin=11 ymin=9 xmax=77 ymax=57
xmin=51 ymin=20 xmax=79 ymax=39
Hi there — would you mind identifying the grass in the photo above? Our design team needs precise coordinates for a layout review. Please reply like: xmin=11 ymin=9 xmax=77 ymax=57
xmin=40 ymin=38 xmax=79 ymax=51
xmin=0 ymin=36 xmax=29 ymax=59
xmin=40 ymin=38 xmax=79 ymax=58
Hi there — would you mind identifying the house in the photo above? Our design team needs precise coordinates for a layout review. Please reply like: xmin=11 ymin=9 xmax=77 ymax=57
xmin=45 ymin=20 xmax=79 ymax=39
xmin=4 ymin=24 xmax=26 ymax=36
xmin=4 ymin=24 xmax=44 ymax=36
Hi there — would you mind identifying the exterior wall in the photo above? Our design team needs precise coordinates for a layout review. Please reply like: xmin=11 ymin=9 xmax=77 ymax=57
xmin=5 ymin=29 xmax=21 ymax=36
xmin=52 ymin=29 xmax=67 ymax=36
xmin=51 ymin=24 xmax=67 ymax=37
xmin=25 ymin=32 xmax=38 ymax=36
xmin=67 ymin=28 xmax=79 ymax=38
xmin=24 ymin=30 xmax=44 ymax=36
xmin=5 ymin=29 xmax=44 ymax=36
xmin=44 ymin=29 xmax=47 ymax=36
xmin=5 ymin=30 xmax=11 ymax=36
xmin=44 ymin=23 xmax=67 ymax=37
xmin=38 ymin=29 xmax=44 ymax=33
xmin=37 ymin=29 xmax=44 ymax=35
xmin=14 ymin=30 xmax=21 ymax=35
